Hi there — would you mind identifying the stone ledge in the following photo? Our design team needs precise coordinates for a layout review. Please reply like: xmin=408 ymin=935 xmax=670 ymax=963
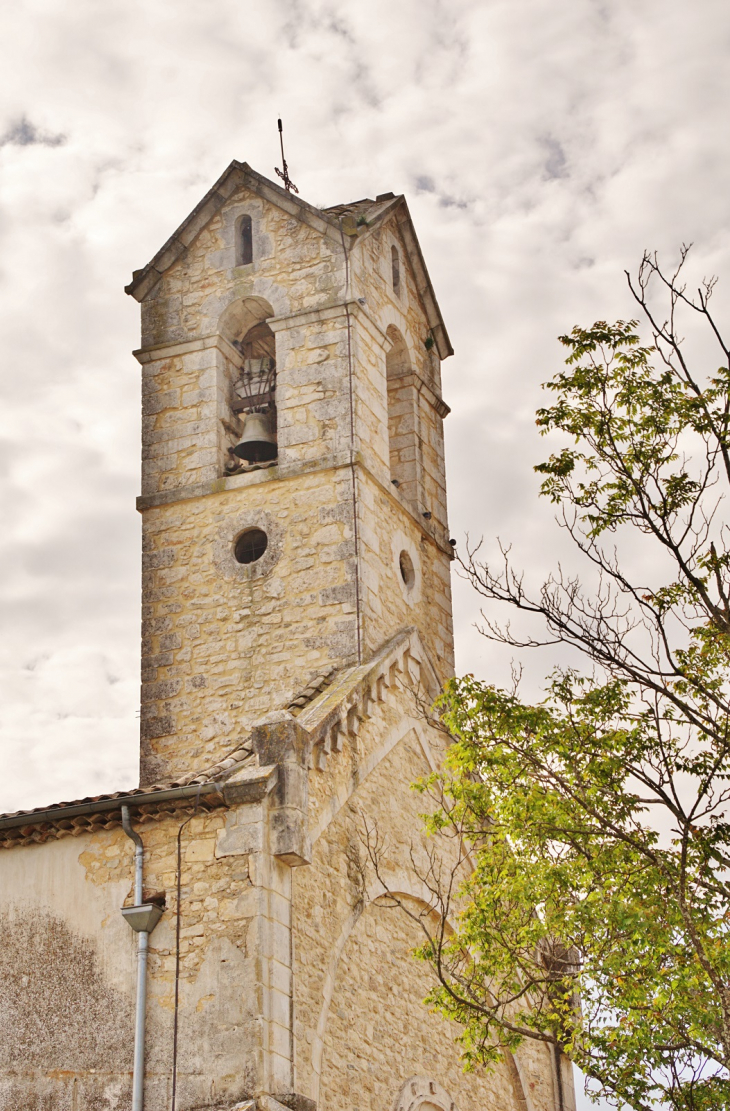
xmin=133 ymin=331 xmax=241 ymax=365
xmin=136 ymin=454 xmax=454 ymax=558
xmin=223 ymin=763 xmax=278 ymax=807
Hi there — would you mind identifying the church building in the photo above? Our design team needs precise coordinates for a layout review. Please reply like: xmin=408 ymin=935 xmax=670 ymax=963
xmin=0 ymin=161 xmax=571 ymax=1111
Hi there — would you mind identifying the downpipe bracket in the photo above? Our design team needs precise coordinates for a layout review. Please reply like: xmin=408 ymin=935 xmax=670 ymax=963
xmin=122 ymin=903 xmax=164 ymax=934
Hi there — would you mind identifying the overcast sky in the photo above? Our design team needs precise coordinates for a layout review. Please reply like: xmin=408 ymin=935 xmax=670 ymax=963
xmin=1 ymin=0 xmax=729 ymax=823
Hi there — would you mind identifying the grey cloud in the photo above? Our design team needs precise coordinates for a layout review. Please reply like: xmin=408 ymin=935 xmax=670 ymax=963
xmin=541 ymin=136 xmax=568 ymax=180
xmin=0 ymin=116 xmax=66 ymax=148
xmin=412 ymin=175 xmax=471 ymax=210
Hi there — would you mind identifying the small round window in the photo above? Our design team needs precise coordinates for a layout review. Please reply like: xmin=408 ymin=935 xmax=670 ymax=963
xmin=399 ymin=550 xmax=415 ymax=589
xmin=234 ymin=527 xmax=268 ymax=565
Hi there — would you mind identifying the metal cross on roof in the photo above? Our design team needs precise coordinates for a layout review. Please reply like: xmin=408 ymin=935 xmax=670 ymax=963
xmin=275 ymin=118 xmax=299 ymax=194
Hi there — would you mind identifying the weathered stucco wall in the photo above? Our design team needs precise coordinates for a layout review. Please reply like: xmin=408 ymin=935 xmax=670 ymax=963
xmin=0 ymin=833 xmax=135 ymax=1110
xmin=0 ymin=788 xmax=285 ymax=1111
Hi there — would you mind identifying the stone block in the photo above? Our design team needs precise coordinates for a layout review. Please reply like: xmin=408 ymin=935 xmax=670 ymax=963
xmin=216 ymin=812 xmax=263 ymax=857
xmin=269 ymin=986 xmax=290 ymax=1029
xmin=185 ymin=838 xmax=215 ymax=863
xmin=276 ymin=1095 xmax=317 ymax=1111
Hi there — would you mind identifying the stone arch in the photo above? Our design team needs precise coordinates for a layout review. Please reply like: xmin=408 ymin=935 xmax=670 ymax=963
xmin=218 ymin=295 xmax=275 ymax=346
xmin=386 ymin=325 xmax=420 ymax=505
xmin=309 ymin=876 xmax=531 ymax=1111
xmin=237 ymin=212 xmax=253 ymax=266
xmin=392 ymin=1076 xmax=458 ymax=1111
xmin=218 ymin=297 xmax=278 ymax=468
xmin=386 ymin=324 xmax=411 ymax=379
xmin=391 ymin=244 xmax=402 ymax=297
xmin=310 ymin=876 xmax=438 ymax=1102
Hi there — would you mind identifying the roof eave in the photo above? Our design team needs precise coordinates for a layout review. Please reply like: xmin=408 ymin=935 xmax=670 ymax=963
xmin=353 ymin=196 xmax=453 ymax=360
xmin=392 ymin=198 xmax=453 ymax=360
xmin=0 ymin=781 xmax=223 ymax=831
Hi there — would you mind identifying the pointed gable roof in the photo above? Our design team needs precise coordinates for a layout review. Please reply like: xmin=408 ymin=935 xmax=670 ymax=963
xmin=125 ymin=161 xmax=453 ymax=360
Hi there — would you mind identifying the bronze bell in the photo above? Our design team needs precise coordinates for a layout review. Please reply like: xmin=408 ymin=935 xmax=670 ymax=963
xmin=232 ymin=410 xmax=277 ymax=462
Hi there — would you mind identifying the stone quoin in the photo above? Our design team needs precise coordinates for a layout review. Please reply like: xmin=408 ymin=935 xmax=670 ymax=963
xmin=0 ymin=162 xmax=573 ymax=1111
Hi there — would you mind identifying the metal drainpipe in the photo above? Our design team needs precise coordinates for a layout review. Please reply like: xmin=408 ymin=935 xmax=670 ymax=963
xmin=121 ymin=805 xmax=162 ymax=1111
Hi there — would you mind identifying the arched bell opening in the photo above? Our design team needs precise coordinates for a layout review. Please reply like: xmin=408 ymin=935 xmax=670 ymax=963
xmin=219 ymin=298 xmax=278 ymax=473
xmin=229 ymin=320 xmax=277 ymax=464
xmin=385 ymin=324 xmax=418 ymax=503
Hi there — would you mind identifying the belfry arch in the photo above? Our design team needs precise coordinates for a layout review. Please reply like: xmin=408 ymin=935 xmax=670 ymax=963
xmin=386 ymin=324 xmax=420 ymax=506
xmin=219 ymin=296 xmax=278 ymax=469
xmin=218 ymin=294 xmax=275 ymax=346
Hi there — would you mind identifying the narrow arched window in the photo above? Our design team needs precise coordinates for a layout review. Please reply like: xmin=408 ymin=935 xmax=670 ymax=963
xmin=239 ymin=215 xmax=253 ymax=266
xmin=391 ymin=245 xmax=400 ymax=296
xmin=386 ymin=326 xmax=417 ymax=503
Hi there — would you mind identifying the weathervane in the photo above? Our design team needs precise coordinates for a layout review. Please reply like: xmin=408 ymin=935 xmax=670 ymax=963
xmin=275 ymin=118 xmax=299 ymax=194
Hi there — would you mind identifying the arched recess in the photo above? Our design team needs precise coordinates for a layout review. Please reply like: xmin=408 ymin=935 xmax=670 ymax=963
xmin=237 ymin=213 xmax=253 ymax=265
xmin=386 ymin=325 xmax=420 ymax=505
xmin=219 ymin=295 xmax=274 ymax=346
xmin=309 ymin=876 xmax=532 ymax=1111
xmin=218 ymin=297 xmax=278 ymax=470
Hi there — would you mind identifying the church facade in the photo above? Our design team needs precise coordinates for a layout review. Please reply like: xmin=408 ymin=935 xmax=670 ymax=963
xmin=0 ymin=163 xmax=572 ymax=1111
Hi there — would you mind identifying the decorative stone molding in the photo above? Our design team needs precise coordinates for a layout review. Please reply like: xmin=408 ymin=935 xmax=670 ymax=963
xmin=393 ymin=1077 xmax=458 ymax=1111
xmin=296 ymin=627 xmax=440 ymax=772
xmin=213 ymin=508 xmax=283 ymax=582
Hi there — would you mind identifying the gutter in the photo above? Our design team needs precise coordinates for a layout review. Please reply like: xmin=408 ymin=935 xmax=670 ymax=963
xmin=0 ymin=781 xmax=224 ymax=833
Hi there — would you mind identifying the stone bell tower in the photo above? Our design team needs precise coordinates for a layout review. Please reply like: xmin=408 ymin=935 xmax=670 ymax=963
xmin=127 ymin=162 xmax=455 ymax=787
xmin=0 ymin=160 xmax=565 ymax=1111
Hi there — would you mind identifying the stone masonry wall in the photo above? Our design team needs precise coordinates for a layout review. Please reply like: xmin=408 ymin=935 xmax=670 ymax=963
xmin=139 ymin=459 xmax=453 ymax=788
xmin=140 ymin=467 xmax=359 ymax=786
xmin=139 ymin=189 xmax=342 ymax=352
xmin=292 ymin=683 xmax=558 ymax=1111
xmin=137 ymin=186 xmax=454 ymax=785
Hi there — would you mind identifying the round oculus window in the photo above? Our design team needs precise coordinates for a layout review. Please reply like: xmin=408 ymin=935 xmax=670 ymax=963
xmin=399 ymin=550 xmax=416 ymax=589
xmin=234 ymin=527 xmax=268 ymax=565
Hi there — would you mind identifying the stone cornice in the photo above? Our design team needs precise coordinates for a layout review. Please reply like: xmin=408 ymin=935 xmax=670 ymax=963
xmin=133 ymin=331 xmax=241 ymax=366
xmin=295 ymin=627 xmax=442 ymax=771
xmin=135 ymin=453 xmax=454 ymax=558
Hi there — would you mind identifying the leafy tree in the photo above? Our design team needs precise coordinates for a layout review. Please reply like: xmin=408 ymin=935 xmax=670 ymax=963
xmin=371 ymin=250 xmax=730 ymax=1111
